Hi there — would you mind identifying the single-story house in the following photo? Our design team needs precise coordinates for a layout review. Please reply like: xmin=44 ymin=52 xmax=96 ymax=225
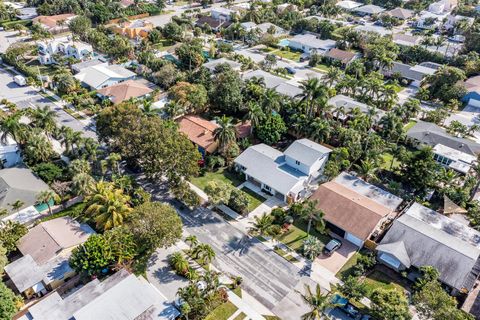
xmin=377 ymin=202 xmax=480 ymax=295
xmin=177 ymin=115 xmax=219 ymax=156
xmin=18 ymin=269 xmax=179 ymax=320
xmin=74 ymin=63 xmax=136 ymax=90
xmin=0 ymin=135 xmax=21 ymax=168
xmin=203 ymin=58 xmax=242 ymax=73
xmin=385 ymin=7 xmax=414 ymax=20
xmin=16 ymin=7 xmax=38 ymax=20
xmin=428 ymin=0 xmax=457 ymax=14
xmin=382 ymin=61 xmax=440 ymax=87
xmin=288 ymin=34 xmax=336 ymax=56
xmin=327 ymin=94 xmax=386 ymax=123
xmin=211 ymin=7 xmax=235 ymax=21
xmin=432 ymin=143 xmax=477 ymax=174
xmin=71 ymin=58 xmax=104 ymax=74
xmin=355 ymin=24 xmax=392 ymax=36
xmin=444 ymin=15 xmax=473 ymax=30
xmin=406 ymin=120 xmax=480 ymax=156
xmin=324 ymin=48 xmax=359 ymax=67
xmin=243 ymin=69 xmax=303 ymax=98
xmin=0 ymin=167 xmax=50 ymax=214
xmin=96 ymin=79 xmax=154 ymax=105
xmin=110 ymin=19 xmax=154 ymax=39
xmin=254 ymin=22 xmax=288 ymax=37
xmin=234 ymin=139 xmax=332 ymax=203
xmin=416 ymin=11 xmax=446 ymax=29
xmin=353 ymin=4 xmax=386 ymax=16
xmin=335 ymin=0 xmax=362 ymax=10
xmin=32 ymin=13 xmax=76 ymax=33
xmin=277 ymin=3 xmax=298 ymax=13
xmin=392 ymin=33 xmax=421 ymax=47
xmin=463 ymin=75 xmax=480 ymax=107
xmin=37 ymin=36 xmax=93 ymax=65
xmin=195 ymin=15 xmax=232 ymax=31
xmin=310 ymin=172 xmax=403 ymax=247
xmin=4 ymin=217 xmax=95 ymax=299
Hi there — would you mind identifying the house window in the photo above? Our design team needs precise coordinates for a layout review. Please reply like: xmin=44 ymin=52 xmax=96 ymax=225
xmin=263 ymin=185 xmax=271 ymax=191
xmin=295 ymin=160 xmax=300 ymax=166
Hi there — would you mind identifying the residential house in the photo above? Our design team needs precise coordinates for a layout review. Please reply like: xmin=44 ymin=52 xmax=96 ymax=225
xmin=32 ymin=13 xmax=76 ymax=33
xmin=463 ymin=75 xmax=480 ymax=107
xmin=444 ymin=14 xmax=474 ymax=30
xmin=0 ymin=135 xmax=21 ymax=168
xmin=288 ymin=34 xmax=336 ymax=56
xmin=177 ymin=115 xmax=219 ymax=156
xmin=71 ymin=58 xmax=104 ymax=74
xmin=4 ymin=217 xmax=95 ymax=299
xmin=277 ymin=3 xmax=298 ymax=13
xmin=428 ymin=0 xmax=457 ymax=14
xmin=353 ymin=4 xmax=386 ymax=16
xmin=406 ymin=120 xmax=480 ymax=156
xmin=74 ymin=63 xmax=136 ymax=90
xmin=96 ymin=79 xmax=154 ymax=105
xmin=323 ymin=48 xmax=359 ymax=67
xmin=16 ymin=7 xmax=38 ymax=20
xmin=195 ymin=15 xmax=232 ymax=31
xmin=111 ymin=19 xmax=154 ymax=39
xmin=17 ymin=269 xmax=179 ymax=320
xmin=385 ymin=7 xmax=414 ymax=20
xmin=0 ymin=167 xmax=50 ymax=214
xmin=382 ymin=61 xmax=440 ymax=87
xmin=432 ymin=143 xmax=477 ymax=174
xmin=335 ymin=0 xmax=363 ymax=10
xmin=377 ymin=202 xmax=480 ymax=295
xmin=392 ymin=33 xmax=421 ymax=47
xmin=203 ymin=58 xmax=242 ymax=73
xmin=243 ymin=69 xmax=303 ymax=98
xmin=354 ymin=24 xmax=393 ymax=36
xmin=37 ymin=36 xmax=93 ymax=65
xmin=253 ymin=22 xmax=288 ymax=37
xmin=234 ymin=139 xmax=332 ymax=203
xmin=327 ymin=94 xmax=386 ymax=123
xmin=416 ymin=11 xmax=447 ymax=29
xmin=310 ymin=172 xmax=403 ymax=247
xmin=210 ymin=7 xmax=235 ymax=22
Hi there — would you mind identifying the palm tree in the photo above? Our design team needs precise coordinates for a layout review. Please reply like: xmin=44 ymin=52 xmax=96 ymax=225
xmin=0 ymin=112 xmax=29 ymax=144
xmin=25 ymin=133 xmax=54 ymax=164
xmin=9 ymin=199 xmax=24 ymax=211
xmin=249 ymin=213 xmax=276 ymax=237
xmin=169 ymin=252 xmax=189 ymax=275
xmin=85 ymin=181 xmax=132 ymax=231
xmin=140 ymin=100 xmax=161 ymax=117
xmin=213 ymin=116 xmax=236 ymax=151
xmin=262 ymin=88 xmax=282 ymax=114
xmin=36 ymin=190 xmax=57 ymax=215
xmin=297 ymin=200 xmax=325 ymax=235
xmin=29 ymin=106 xmax=57 ymax=136
xmin=309 ymin=118 xmax=331 ymax=143
xmin=324 ymin=66 xmax=342 ymax=88
xmin=244 ymin=102 xmax=265 ymax=134
xmin=69 ymin=159 xmax=91 ymax=176
xmin=354 ymin=158 xmax=378 ymax=182
xmin=195 ymin=243 xmax=216 ymax=265
xmin=72 ymin=172 xmax=95 ymax=196
xmin=296 ymin=78 xmax=329 ymax=118
xmin=108 ymin=153 xmax=122 ymax=175
xmin=297 ymin=284 xmax=334 ymax=320
xmin=185 ymin=235 xmax=198 ymax=250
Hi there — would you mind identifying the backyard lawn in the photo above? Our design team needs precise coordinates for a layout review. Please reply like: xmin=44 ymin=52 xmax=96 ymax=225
xmin=153 ymin=39 xmax=176 ymax=51
xmin=204 ymin=301 xmax=238 ymax=320
xmin=380 ymin=153 xmax=401 ymax=170
xmin=361 ymin=270 xmax=408 ymax=298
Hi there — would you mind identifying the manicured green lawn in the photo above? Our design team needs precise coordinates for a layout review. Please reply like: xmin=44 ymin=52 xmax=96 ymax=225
xmin=335 ymin=252 xmax=361 ymax=279
xmin=204 ymin=301 xmax=238 ymax=320
xmin=153 ymin=39 xmax=176 ymax=51
xmin=190 ymin=168 xmax=243 ymax=190
xmin=241 ymin=187 xmax=266 ymax=212
xmin=277 ymin=221 xmax=330 ymax=252
xmin=233 ymin=312 xmax=246 ymax=320
xmin=271 ymin=49 xmax=302 ymax=62
xmin=313 ymin=63 xmax=330 ymax=72
xmin=362 ymin=270 xmax=407 ymax=298
xmin=232 ymin=286 xmax=242 ymax=298
xmin=40 ymin=202 xmax=86 ymax=222
xmin=404 ymin=120 xmax=417 ymax=132
xmin=380 ymin=153 xmax=401 ymax=170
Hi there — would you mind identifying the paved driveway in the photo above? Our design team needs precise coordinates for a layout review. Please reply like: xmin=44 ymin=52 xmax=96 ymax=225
xmin=316 ymin=239 xmax=357 ymax=274
xmin=0 ymin=68 xmax=96 ymax=139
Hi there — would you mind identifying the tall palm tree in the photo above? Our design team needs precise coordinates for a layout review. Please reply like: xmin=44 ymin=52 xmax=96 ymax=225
xmin=29 ymin=106 xmax=57 ymax=136
xmin=309 ymin=118 xmax=331 ymax=143
xmin=324 ymin=66 xmax=342 ymax=88
xmin=10 ymin=200 xmax=24 ymax=211
xmin=249 ymin=213 xmax=276 ymax=237
xmin=213 ymin=116 xmax=236 ymax=151
xmin=296 ymin=78 xmax=329 ymax=118
xmin=36 ymin=190 xmax=57 ymax=215
xmin=244 ymin=102 xmax=265 ymax=134
xmin=0 ymin=112 xmax=29 ymax=144
xmin=72 ymin=172 xmax=95 ymax=196
xmin=298 ymin=200 xmax=325 ymax=235
xmin=262 ymin=88 xmax=282 ymax=114
xmin=354 ymin=158 xmax=378 ymax=182
xmin=297 ymin=284 xmax=334 ymax=320
xmin=193 ymin=243 xmax=216 ymax=265
xmin=25 ymin=133 xmax=54 ymax=164
xmin=85 ymin=181 xmax=132 ymax=231
xmin=169 ymin=252 xmax=189 ymax=275
xmin=185 ymin=235 xmax=199 ymax=250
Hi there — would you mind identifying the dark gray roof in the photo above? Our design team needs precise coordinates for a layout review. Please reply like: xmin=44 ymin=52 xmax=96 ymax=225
xmin=327 ymin=94 xmax=386 ymax=123
xmin=383 ymin=62 xmax=424 ymax=81
xmin=380 ymin=202 xmax=480 ymax=291
xmin=284 ymin=139 xmax=331 ymax=167
xmin=203 ymin=58 xmax=241 ymax=72
xmin=377 ymin=241 xmax=411 ymax=267
xmin=0 ymin=167 xmax=50 ymax=212
xmin=407 ymin=120 xmax=480 ymax=156
xmin=243 ymin=70 xmax=303 ymax=98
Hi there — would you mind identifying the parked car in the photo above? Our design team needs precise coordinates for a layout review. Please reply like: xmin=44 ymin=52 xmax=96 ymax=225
xmin=13 ymin=75 xmax=26 ymax=86
xmin=285 ymin=66 xmax=296 ymax=74
xmin=323 ymin=238 xmax=342 ymax=256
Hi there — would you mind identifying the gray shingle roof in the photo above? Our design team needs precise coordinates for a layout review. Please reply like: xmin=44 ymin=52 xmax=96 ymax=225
xmin=203 ymin=58 xmax=241 ymax=72
xmin=284 ymin=139 xmax=331 ymax=167
xmin=243 ymin=70 xmax=303 ymax=98
xmin=4 ymin=255 xmax=44 ymax=292
xmin=327 ymin=94 xmax=386 ymax=123
xmin=377 ymin=241 xmax=411 ymax=267
xmin=407 ymin=120 xmax=480 ymax=156
xmin=0 ymin=167 xmax=50 ymax=212
xmin=380 ymin=202 xmax=480 ymax=291
xmin=74 ymin=63 xmax=136 ymax=89
xmin=354 ymin=4 xmax=386 ymax=14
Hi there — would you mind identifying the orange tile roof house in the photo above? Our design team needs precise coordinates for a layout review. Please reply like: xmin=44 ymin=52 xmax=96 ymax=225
xmin=32 ymin=13 xmax=76 ymax=33
xmin=177 ymin=115 xmax=219 ymax=156
xmin=97 ymin=79 xmax=154 ymax=105
xmin=310 ymin=172 xmax=403 ymax=247
xmin=111 ymin=19 xmax=154 ymax=39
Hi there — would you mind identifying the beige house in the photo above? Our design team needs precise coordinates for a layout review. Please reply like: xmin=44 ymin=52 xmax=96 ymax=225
xmin=4 ymin=217 xmax=95 ymax=299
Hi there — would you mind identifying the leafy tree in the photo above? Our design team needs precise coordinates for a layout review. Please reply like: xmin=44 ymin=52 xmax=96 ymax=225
xmin=171 ymin=181 xmax=201 ymax=208
xmin=210 ymin=67 xmax=244 ymax=113
xmin=0 ymin=282 xmax=21 ymax=319
xmin=68 ymin=15 xmax=92 ymax=36
xmin=162 ymin=21 xmax=184 ymax=41
xmin=175 ymin=39 xmax=204 ymax=71
xmin=298 ymin=284 xmax=334 ymax=320
xmin=338 ymin=276 xmax=367 ymax=300
xmin=69 ymin=234 xmax=114 ymax=276
xmin=414 ymin=266 xmax=440 ymax=291
xmin=0 ymin=220 xmax=27 ymax=253
xmin=256 ymin=113 xmax=287 ymax=145
xmin=33 ymin=162 xmax=63 ymax=183
xmin=423 ymin=66 xmax=466 ymax=103
xmin=0 ymin=244 xmax=7 ymax=274
xmin=153 ymin=62 xmax=181 ymax=89
xmin=24 ymin=133 xmax=54 ymax=165
xmin=69 ymin=159 xmax=91 ymax=176
xmin=168 ymin=82 xmax=208 ymax=114
xmin=228 ymin=188 xmax=249 ymax=215
xmin=370 ymin=289 xmax=411 ymax=320
xmin=103 ymin=226 xmax=137 ymax=264
xmin=85 ymin=181 xmax=132 ymax=231
xmin=401 ymin=147 xmax=440 ymax=196
xmin=125 ymin=201 xmax=182 ymax=254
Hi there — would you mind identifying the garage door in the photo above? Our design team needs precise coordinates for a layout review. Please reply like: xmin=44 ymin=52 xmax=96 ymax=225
xmin=345 ymin=232 xmax=363 ymax=247
xmin=469 ymin=98 xmax=480 ymax=108
xmin=326 ymin=222 xmax=345 ymax=237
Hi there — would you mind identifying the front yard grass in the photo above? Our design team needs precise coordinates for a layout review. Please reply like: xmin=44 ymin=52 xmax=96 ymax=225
xmin=271 ymin=49 xmax=302 ymax=62
xmin=312 ymin=63 xmax=330 ymax=73
xmin=362 ymin=270 xmax=407 ymax=298
xmin=404 ymin=120 xmax=417 ymax=132
xmin=277 ymin=221 xmax=330 ymax=253
xmin=204 ymin=301 xmax=238 ymax=320
xmin=335 ymin=252 xmax=361 ymax=279
xmin=190 ymin=168 xmax=243 ymax=190
xmin=233 ymin=312 xmax=246 ymax=320
xmin=241 ymin=187 xmax=266 ymax=212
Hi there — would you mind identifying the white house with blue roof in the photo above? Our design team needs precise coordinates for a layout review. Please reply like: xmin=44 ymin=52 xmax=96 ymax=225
xmin=234 ymin=139 xmax=332 ymax=203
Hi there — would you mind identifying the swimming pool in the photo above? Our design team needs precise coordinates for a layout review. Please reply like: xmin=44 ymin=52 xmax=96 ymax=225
xmin=278 ymin=38 xmax=290 ymax=47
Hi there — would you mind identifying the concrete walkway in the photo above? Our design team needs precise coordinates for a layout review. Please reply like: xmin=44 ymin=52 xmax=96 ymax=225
xmin=187 ymin=181 xmax=208 ymax=202
xmin=227 ymin=290 xmax=265 ymax=320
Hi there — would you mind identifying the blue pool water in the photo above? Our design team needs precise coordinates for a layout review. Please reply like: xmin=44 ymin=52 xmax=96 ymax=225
xmin=278 ymin=39 xmax=290 ymax=47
